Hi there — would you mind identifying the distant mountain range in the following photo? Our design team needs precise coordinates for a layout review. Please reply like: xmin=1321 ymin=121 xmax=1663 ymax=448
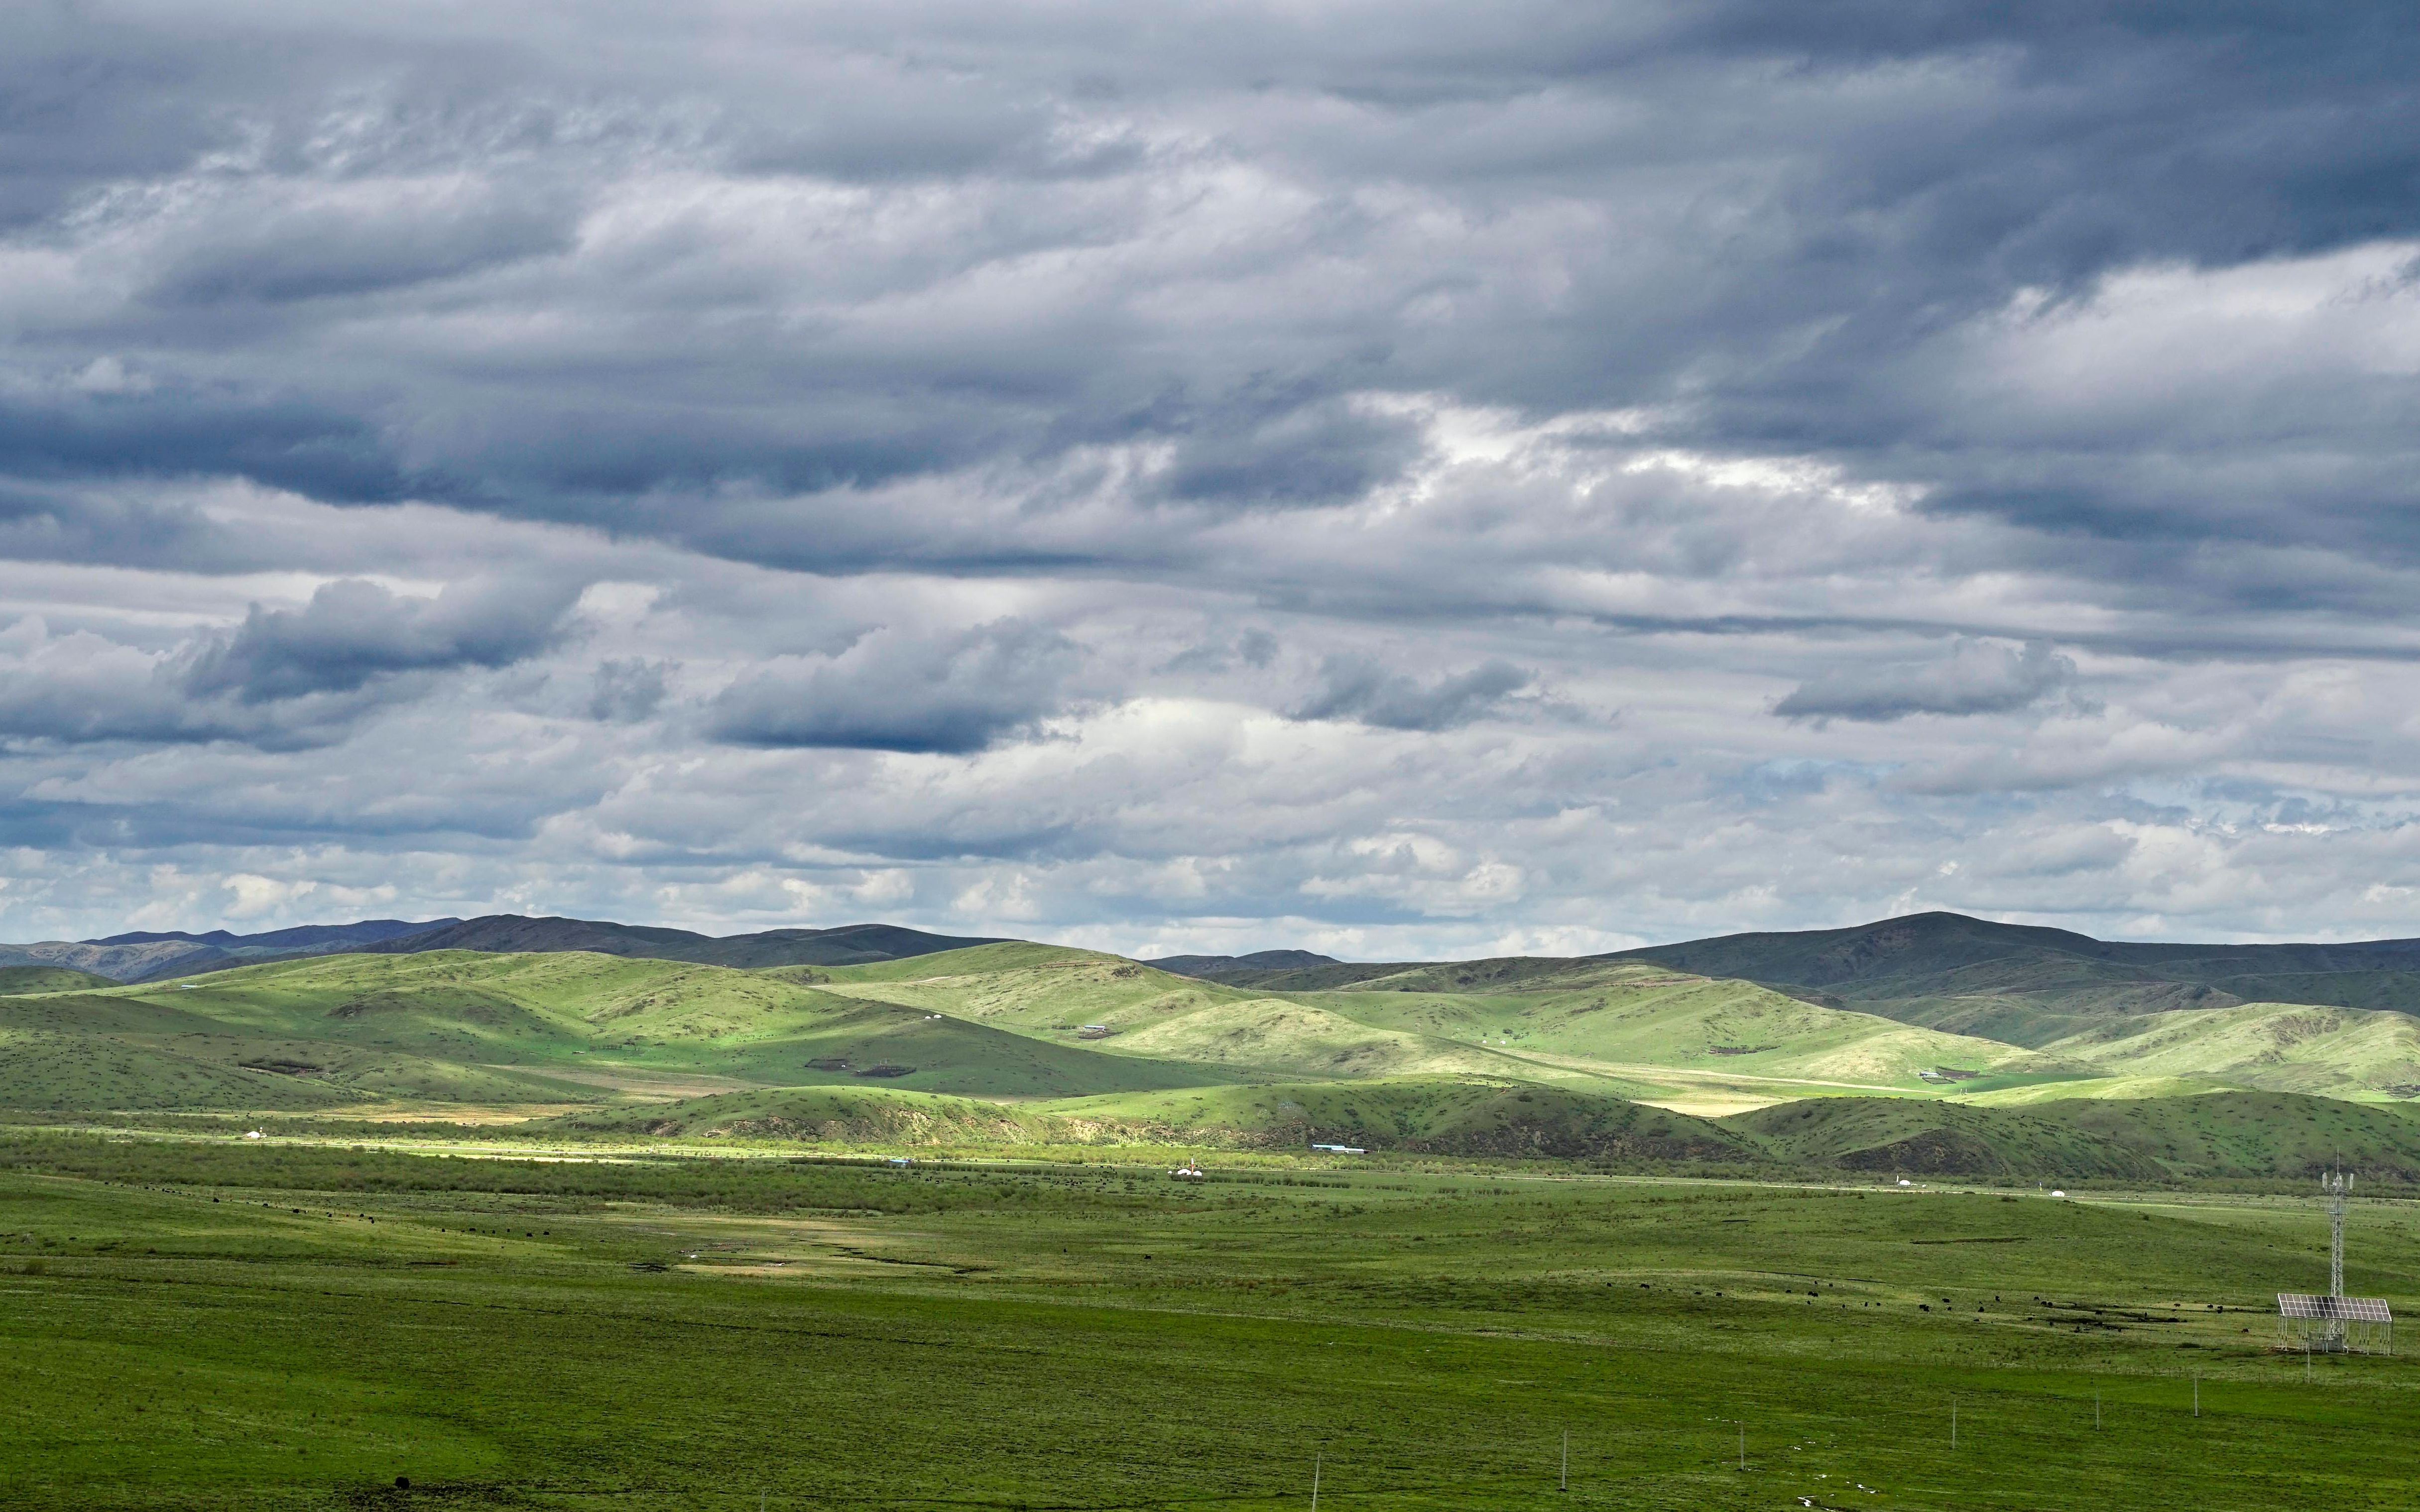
xmin=18 ymin=907 xmax=2420 ymax=1036
xmin=0 ymin=919 xmax=454 ymax=983
xmin=0 ymin=915 xmax=1003 ymax=983
xmin=1623 ymin=911 xmax=2420 ymax=1043
xmin=1147 ymin=911 xmax=2420 ymax=1032
xmin=1139 ymin=948 xmax=1341 ymax=981
xmin=10 ymin=906 xmax=2420 ymax=1163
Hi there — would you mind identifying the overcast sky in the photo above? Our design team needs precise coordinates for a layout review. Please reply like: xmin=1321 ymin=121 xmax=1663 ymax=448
xmin=4 ymin=2 xmax=2420 ymax=954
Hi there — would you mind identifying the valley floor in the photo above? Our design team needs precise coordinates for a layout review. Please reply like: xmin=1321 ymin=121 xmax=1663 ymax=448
xmin=0 ymin=1127 xmax=2414 ymax=1510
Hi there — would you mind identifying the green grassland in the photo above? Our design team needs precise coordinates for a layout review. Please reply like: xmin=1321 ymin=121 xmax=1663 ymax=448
xmin=0 ymin=1128 xmax=2416 ymax=1509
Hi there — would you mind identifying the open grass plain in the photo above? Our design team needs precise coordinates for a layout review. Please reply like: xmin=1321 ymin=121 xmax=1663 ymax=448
xmin=4 ymin=1126 xmax=2420 ymax=1511
xmin=5 ymin=914 xmax=2420 ymax=1507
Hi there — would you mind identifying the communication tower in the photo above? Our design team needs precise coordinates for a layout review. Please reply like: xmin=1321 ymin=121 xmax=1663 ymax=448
xmin=2278 ymin=1169 xmax=2393 ymax=1354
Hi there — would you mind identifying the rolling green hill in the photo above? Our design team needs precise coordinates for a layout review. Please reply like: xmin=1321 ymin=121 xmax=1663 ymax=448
xmin=1729 ymin=1089 xmax=2420 ymax=1181
xmin=2040 ymin=1002 xmax=2420 ymax=1100
xmin=542 ymin=1085 xmax=1073 ymax=1143
xmin=0 ymin=965 xmax=118 ymax=994
xmin=806 ymin=947 xmax=2061 ymax=1105
xmin=0 ymin=1028 xmax=357 ymax=1111
xmin=6 ymin=930 xmax=2420 ymax=1187
xmin=1294 ymin=967 xmax=2062 ymax=1090
xmin=0 ymin=950 xmax=1236 ymax=1112
xmin=1055 ymin=1077 xmax=1757 ymax=1160
xmin=1145 ymin=911 xmax=2420 ymax=1035
xmin=1729 ymin=1095 xmax=2166 ymax=1179
xmin=1626 ymin=910 xmax=2420 ymax=1023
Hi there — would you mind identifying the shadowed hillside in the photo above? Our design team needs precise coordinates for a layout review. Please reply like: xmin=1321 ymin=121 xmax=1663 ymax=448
xmin=1729 ymin=1090 xmax=2420 ymax=1181
xmin=1627 ymin=911 xmax=2420 ymax=1029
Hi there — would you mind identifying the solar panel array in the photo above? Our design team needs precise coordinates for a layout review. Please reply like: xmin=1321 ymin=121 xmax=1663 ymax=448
xmin=2278 ymin=1293 xmax=2393 ymax=1322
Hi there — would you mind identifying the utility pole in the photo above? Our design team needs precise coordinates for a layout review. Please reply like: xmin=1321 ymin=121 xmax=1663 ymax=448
xmin=2093 ymin=1384 xmax=2100 ymax=1430
xmin=1560 ymin=1428 xmax=1568 ymax=1492
xmin=1310 ymin=1449 xmax=1320 ymax=1511
xmin=2193 ymin=1372 xmax=2199 ymax=1418
xmin=1950 ymin=1398 xmax=1957 ymax=1451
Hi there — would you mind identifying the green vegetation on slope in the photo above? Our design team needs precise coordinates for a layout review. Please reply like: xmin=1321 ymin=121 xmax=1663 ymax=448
xmin=540 ymin=1084 xmax=1073 ymax=1143
xmin=1295 ymin=965 xmax=2059 ymax=1091
xmin=0 ymin=950 xmax=1238 ymax=1111
xmin=809 ymin=950 xmax=2056 ymax=1100
xmin=2041 ymin=1002 xmax=2420 ymax=1100
xmin=0 ymin=965 xmax=118 ymax=994
xmin=1630 ymin=910 xmax=2420 ymax=1025
xmin=1057 ymin=1076 xmax=1756 ymax=1160
xmin=0 ymin=1029 xmax=355 ymax=1111
xmin=1731 ymin=1090 xmax=2420 ymax=1181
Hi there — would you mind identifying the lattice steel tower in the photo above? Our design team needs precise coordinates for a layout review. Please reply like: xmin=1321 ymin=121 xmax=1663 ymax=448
xmin=2324 ymin=1170 xmax=2351 ymax=1299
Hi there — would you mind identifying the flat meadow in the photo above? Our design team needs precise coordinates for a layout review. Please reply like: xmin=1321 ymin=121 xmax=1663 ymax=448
xmin=0 ymin=1127 xmax=2414 ymax=1510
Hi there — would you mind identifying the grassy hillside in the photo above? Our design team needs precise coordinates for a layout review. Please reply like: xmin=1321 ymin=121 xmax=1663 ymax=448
xmin=1730 ymin=1097 xmax=2166 ymax=1179
xmin=0 ymin=965 xmax=117 ymax=994
xmin=1727 ymin=1090 xmax=2420 ymax=1181
xmin=0 ymin=1028 xmax=357 ymax=1111
xmin=2049 ymin=1089 xmax=2420 ymax=1179
xmin=787 ymin=940 xmax=1112 ymax=983
xmin=0 ymin=950 xmax=1234 ymax=1112
xmin=1299 ymin=966 xmax=2060 ymax=1091
xmin=542 ymin=1085 xmax=1073 ymax=1143
xmin=1630 ymin=910 xmax=2420 ymax=1024
xmin=809 ymin=951 xmax=1541 ymax=1083
xmin=2040 ymin=1002 xmax=2420 ymax=1100
xmin=809 ymin=950 xmax=2060 ymax=1104
xmin=9 ymin=934 xmax=2420 ymax=1188
xmin=1057 ymin=1077 xmax=1757 ymax=1160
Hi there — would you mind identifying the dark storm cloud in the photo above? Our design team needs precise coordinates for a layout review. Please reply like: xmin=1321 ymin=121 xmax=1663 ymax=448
xmin=183 ymin=578 xmax=579 ymax=704
xmin=708 ymin=620 xmax=1082 ymax=754
xmin=1775 ymin=640 xmax=2075 ymax=724
xmin=1294 ymin=656 xmax=1530 ymax=731
xmin=6 ymin=2 xmax=2418 ymax=601
xmin=0 ymin=381 xmax=414 ymax=505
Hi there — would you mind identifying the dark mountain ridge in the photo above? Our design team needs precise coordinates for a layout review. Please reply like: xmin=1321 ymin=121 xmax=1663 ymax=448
xmin=94 ymin=920 xmax=453 ymax=950
xmin=362 ymin=916 xmax=1003 ymax=969
xmin=1158 ymin=911 xmax=2420 ymax=1031
xmin=0 ymin=914 xmax=1005 ymax=985
xmin=1141 ymin=948 xmax=1342 ymax=981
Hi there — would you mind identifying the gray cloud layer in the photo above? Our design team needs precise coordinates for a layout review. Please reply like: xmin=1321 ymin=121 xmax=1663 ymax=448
xmin=1776 ymin=640 xmax=2076 ymax=724
xmin=0 ymin=4 xmax=2417 ymax=951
